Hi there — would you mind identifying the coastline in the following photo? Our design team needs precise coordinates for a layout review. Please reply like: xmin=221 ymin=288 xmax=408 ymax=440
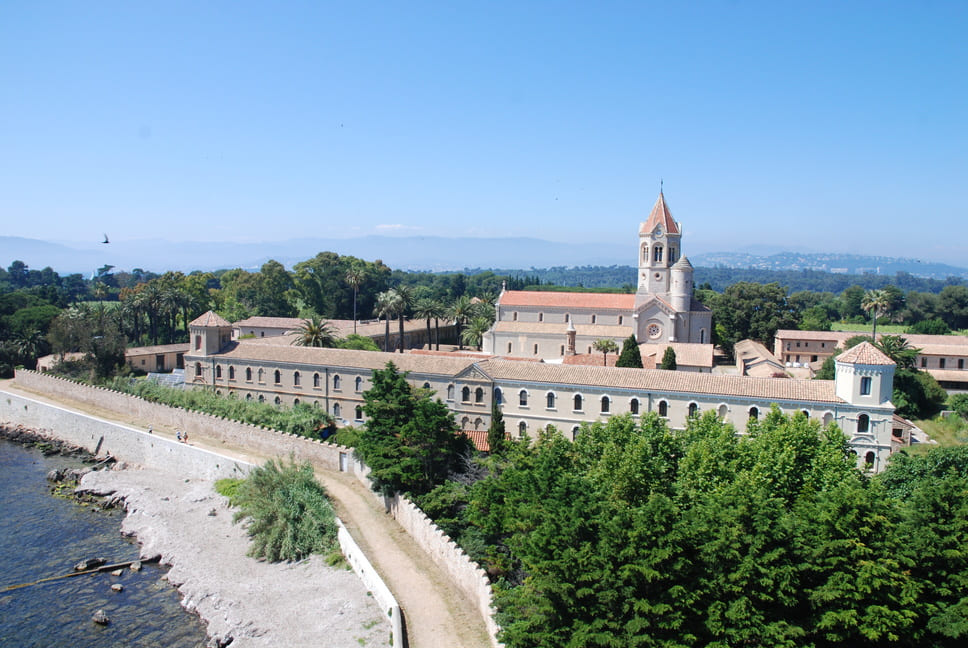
xmin=77 ymin=465 xmax=391 ymax=648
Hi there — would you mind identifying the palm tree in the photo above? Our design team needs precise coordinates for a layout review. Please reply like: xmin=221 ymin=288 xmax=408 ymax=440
xmin=391 ymin=285 xmax=415 ymax=353
xmin=862 ymin=289 xmax=891 ymax=340
xmin=345 ymin=266 xmax=366 ymax=335
xmin=448 ymin=295 xmax=474 ymax=350
xmin=374 ymin=291 xmax=398 ymax=352
xmin=593 ymin=338 xmax=619 ymax=366
xmin=292 ymin=316 xmax=338 ymax=347
xmin=413 ymin=298 xmax=443 ymax=351
xmin=461 ymin=316 xmax=492 ymax=351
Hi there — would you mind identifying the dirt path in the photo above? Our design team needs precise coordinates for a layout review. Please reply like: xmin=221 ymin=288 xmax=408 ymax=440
xmin=1 ymin=379 xmax=493 ymax=648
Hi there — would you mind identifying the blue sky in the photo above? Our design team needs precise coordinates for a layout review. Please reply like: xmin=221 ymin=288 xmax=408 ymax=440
xmin=2 ymin=1 xmax=966 ymax=265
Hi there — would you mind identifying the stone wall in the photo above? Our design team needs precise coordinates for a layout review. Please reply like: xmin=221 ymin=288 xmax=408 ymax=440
xmin=12 ymin=370 xmax=500 ymax=648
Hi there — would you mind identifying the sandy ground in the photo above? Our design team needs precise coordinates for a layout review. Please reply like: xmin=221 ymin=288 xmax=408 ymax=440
xmin=79 ymin=466 xmax=391 ymax=648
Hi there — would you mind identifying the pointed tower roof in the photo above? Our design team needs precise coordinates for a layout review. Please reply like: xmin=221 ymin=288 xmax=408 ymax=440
xmin=836 ymin=341 xmax=895 ymax=366
xmin=672 ymin=256 xmax=693 ymax=269
xmin=639 ymin=191 xmax=681 ymax=236
xmin=189 ymin=311 xmax=232 ymax=328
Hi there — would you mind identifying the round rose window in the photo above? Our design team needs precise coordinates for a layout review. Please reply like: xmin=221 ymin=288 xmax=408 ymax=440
xmin=648 ymin=323 xmax=662 ymax=339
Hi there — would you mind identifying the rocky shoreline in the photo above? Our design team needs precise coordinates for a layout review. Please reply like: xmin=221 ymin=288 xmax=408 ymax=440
xmin=2 ymin=423 xmax=390 ymax=648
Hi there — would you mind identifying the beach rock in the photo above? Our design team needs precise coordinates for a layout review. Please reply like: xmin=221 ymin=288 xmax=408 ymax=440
xmin=111 ymin=569 xmax=123 ymax=576
xmin=46 ymin=468 xmax=65 ymax=482
xmin=74 ymin=557 xmax=107 ymax=571
xmin=92 ymin=609 xmax=110 ymax=625
xmin=130 ymin=560 xmax=142 ymax=572
xmin=111 ymin=584 xmax=124 ymax=592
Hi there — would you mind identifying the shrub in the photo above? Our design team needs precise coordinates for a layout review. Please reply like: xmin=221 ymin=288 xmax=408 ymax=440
xmin=231 ymin=458 xmax=339 ymax=562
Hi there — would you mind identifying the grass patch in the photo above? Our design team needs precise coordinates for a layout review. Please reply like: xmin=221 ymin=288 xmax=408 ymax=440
xmin=215 ymin=478 xmax=245 ymax=502
xmin=230 ymin=458 xmax=339 ymax=562
xmin=914 ymin=416 xmax=968 ymax=448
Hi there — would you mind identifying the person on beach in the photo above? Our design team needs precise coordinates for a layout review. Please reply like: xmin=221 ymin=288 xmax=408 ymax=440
xmin=176 ymin=430 xmax=182 ymax=442
xmin=148 ymin=425 xmax=153 ymax=434
xmin=182 ymin=430 xmax=189 ymax=443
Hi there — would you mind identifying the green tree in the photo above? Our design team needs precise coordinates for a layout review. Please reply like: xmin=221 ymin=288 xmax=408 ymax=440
xmin=449 ymin=295 xmax=474 ymax=350
xmin=709 ymin=282 xmax=798 ymax=358
xmin=862 ymin=288 xmax=891 ymax=339
xmin=660 ymin=346 xmax=677 ymax=370
xmin=345 ymin=265 xmax=366 ymax=334
xmin=291 ymin=316 xmax=338 ymax=348
xmin=615 ymin=335 xmax=643 ymax=368
xmin=357 ymin=362 xmax=470 ymax=496
xmin=592 ymin=338 xmax=619 ymax=365
xmin=487 ymin=397 xmax=506 ymax=454
xmin=461 ymin=316 xmax=491 ymax=351
xmin=374 ymin=290 xmax=397 ymax=352
xmin=391 ymin=285 xmax=414 ymax=353
xmin=337 ymin=333 xmax=380 ymax=351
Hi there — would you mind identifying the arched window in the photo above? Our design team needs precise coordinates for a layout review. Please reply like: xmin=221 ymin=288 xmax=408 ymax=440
xmin=658 ymin=400 xmax=668 ymax=417
xmin=423 ymin=382 xmax=431 ymax=389
xmin=194 ymin=335 xmax=202 ymax=350
xmin=718 ymin=404 xmax=728 ymax=420
xmin=355 ymin=406 xmax=363 ymax=420
xmin=215 ymin=389 xmax=222 ymax=396
xmin=194 ymin=362 xmax=202 ymax=377
xmin=518 ymin=421 xmax=527 ymax=438
xmin=565 ymin=313 xmax=570 ymax=322
xmin=519 ymin=390 xmax=528 ymax=407
xmin=688 ymin=402 xmax=699 ymax=417
xmin=246 ymin=367 xmax=252 ymax=381
xmin=858 ymin=414 xmax=870 ymax=433
xmin=573 ymin=394 xmax=583 ymax=411
xmin=494 ymin=388 xmax=503 ymax=405
xmin=864 ymin=451 xmax=876 ymax=467
xmin=546 ymin=392 xmax=556 ymax=409
xmin=274 ymin=396 xmax=282 ymax=405
xmin=507 ymin=342 xmax=513 ymax=353
xmin=273 ymin=370 xmax=281 ymax=384
xmin=461 ymin=416 xmax=470 ymax=429
xmin=215 ymin=365 xmax=222 ymax=378
xmin=333 ymin=375 xmax=341 ymax=390
xmin=618 ymin=316 xmax=623 ymax=325
xmin=356 ymin=376 xmax=363 ymax=392
xmin=572 ymin=426 xmax=581 ymax=440
xmin=512 ymin=312 xmax=518 ymax=321
xmin=822 ymin=412 xmax=834 ymax=426
xmin=538 ymin=312 xmax=544 ymax=322
xmin=258 ymin=394 xmax=265 ymax=402
xmin=333 ymin=403 xmax=341 ymax=418
xmin=801 ymin=410 xmax=810 ymax=419
xmin=258 ymin=368 xmax=264 ymax=382
xmin=313 ymin=373 xmax=321 ymax=388
xmin=475 ymin=387 xmax=484 ymax=403
xmin=293 ymin=371 xmax=300 ymax=386
xmin=749 ymin=406 xmax=760 ymax=421
xmin=474 ymin=418 xmax=484 ymax=430
xmin=641 ymin=245 xmax=648 ymax=263
xmin=462 ymin=386 xmax=471 ymax=402
xmin=293 ymin=398 xmax=300 ymax=406
xmin=591 ymin=315 xmax=597 ymax=324
xmin=228 ymin=366 xmax=235 ymax=380
xmin=313 ymin=400 xmax=320 ymax=408
xmin=245 ymin=393 xmax=252 ymax=401
xmin=601 ymin=396 xmax=610 ymax=413
xmin=700 ymin=329 xmax=706 ymax=344
xmin=653 ymin=245 xmax=664 ymax=262
xmin=630 ymin=398 xmax=640 ymax=415
xmin=446 ymin=384 xmax=455 ymax=400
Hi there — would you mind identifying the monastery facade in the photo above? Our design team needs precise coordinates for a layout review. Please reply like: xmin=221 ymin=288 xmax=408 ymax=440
xmin=185 ymin=311 xmax=902 ymax=471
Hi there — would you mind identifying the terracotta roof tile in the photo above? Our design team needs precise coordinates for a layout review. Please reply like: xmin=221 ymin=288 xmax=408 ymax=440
xmin=209 ymin=341 xmax=479 ymax=376
xmin=640 ymin=343 xmax=714 ymax=368
xmin=190 ymin=311 xmax=232 ymax=327
xmin=492 ymin=321 xmax=635 ymax=338
xmin=639 ymin=192 xmax=680 ymax=235
xmin=476 ymin=360 xmax=841 ymax=403
xmin=498 ymin=290 xmax=635 ymax=310
xmin=836 ymin=341 xmax=895 ymax=365
xmin=125 ymin=343 xmax=190 ymax=356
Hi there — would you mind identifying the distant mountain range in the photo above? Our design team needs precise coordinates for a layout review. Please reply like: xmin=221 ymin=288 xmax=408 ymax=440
xmin=1 ymin=235 xmax=966 ymax=280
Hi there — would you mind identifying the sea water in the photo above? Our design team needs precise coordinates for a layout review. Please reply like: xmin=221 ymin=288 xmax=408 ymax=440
xmin=0 ymin=439 xmax=209 ymax=647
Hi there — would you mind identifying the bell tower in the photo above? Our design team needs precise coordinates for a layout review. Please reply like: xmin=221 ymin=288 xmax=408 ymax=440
xmin=637 ymin=191 xmax=681 ymax=296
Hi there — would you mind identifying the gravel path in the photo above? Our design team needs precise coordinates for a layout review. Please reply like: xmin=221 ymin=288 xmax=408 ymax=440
xmin=79 ymin=466 xmax=390 ymax=648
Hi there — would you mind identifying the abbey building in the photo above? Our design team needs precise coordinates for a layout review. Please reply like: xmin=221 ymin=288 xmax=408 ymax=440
xmin=482 ymin=192 xmax=713 ymax=367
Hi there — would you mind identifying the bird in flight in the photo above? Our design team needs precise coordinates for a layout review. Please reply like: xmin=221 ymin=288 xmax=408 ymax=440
xmin=102 ymin=234 xmax=110 ymax=244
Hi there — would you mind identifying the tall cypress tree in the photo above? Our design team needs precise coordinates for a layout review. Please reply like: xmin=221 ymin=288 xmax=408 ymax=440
xmin=487 ymin=397 xmax=506 ymax=454
xmin=661 ymin=346 xmax=678 ymax=370
xmin=615 ymin=335 xmax=643 ymax=368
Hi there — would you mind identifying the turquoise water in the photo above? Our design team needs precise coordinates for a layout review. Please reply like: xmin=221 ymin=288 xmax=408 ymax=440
xmin=0 ymin=439 xmax=209 ymax=647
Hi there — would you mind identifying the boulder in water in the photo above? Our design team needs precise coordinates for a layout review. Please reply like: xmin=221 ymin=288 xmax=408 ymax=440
xmin=74 ymin=557 xmax=107 ymax=571
xmin=92 ymin=609 xmax=110 ymax=625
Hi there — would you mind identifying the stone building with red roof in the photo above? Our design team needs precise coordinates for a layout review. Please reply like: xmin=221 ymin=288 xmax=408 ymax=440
xmin=481 ymin=192 xmax=713 ymax=369
xmin=186 ymin=313 xmax=901 ymax=471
